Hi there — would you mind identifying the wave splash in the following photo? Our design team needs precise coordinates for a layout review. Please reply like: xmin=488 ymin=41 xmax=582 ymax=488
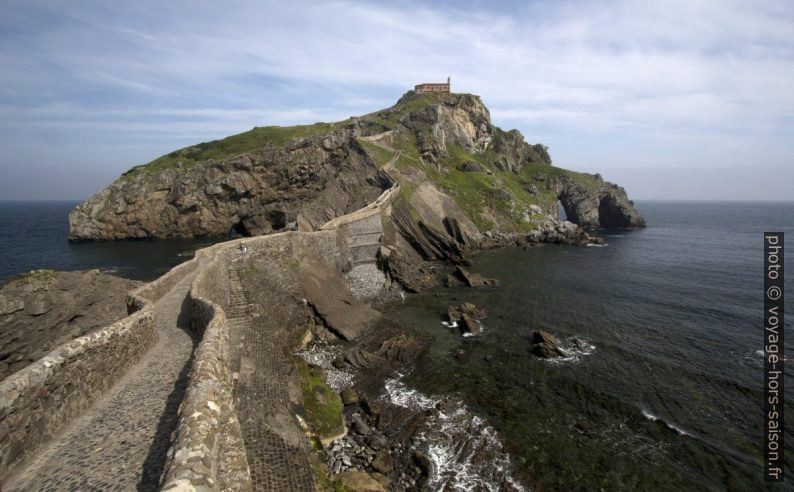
xmin=384 ymin=374 xmax=525 ymax=491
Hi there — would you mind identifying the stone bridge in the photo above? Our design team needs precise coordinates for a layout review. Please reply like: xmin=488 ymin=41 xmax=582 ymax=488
xmin=0 ymin=169 xmax=401 ymax=491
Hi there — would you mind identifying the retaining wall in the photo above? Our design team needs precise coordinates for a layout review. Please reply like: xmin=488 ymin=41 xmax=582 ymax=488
xmin=160 ymin=230 xmax=347 ymax=491
xmin=0 ymin=252 xmax=201 ymax=482
xmin=321 ymin=184 xmax=400 ymax=266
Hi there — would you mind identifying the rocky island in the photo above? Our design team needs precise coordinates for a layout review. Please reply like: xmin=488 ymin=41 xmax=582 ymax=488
xmin=2 ymin=89 xmax=644 ymax=491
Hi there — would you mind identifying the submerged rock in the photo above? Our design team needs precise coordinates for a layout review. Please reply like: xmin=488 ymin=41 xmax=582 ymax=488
xmin=446 ymin=266 xmax=499 ymax=287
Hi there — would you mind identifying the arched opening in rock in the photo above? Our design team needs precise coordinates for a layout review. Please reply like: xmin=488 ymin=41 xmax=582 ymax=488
xmin=557 ymin=200 xmax=567 ymax=221
xmin=267 ymin=210 xmax=287 ymax=231
xmin=597 ymin=195 xmax=626 ymax=228
xmin=229 ymin=221 xmax=251 ymax=238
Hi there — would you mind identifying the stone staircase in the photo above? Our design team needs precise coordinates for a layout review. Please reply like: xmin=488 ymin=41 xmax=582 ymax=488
xmin=225 ymin=266 xmax=315 ymax=491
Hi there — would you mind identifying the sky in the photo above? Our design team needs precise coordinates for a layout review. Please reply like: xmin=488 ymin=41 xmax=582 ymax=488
xmin=0 ymin=0 xmax=792 ymax=201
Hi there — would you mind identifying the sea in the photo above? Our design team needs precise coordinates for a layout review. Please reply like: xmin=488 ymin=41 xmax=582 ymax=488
xmin=1 ymin=200 xmax=792 ymax=489
xmin=383 ymin=201 xmax=794 ymax=491
xmin=0 ymin=201 xmax=225 ymax=283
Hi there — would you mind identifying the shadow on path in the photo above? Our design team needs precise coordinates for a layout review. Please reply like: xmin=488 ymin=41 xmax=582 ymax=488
xmin=137 ymin=293 xmax=200 ymax=491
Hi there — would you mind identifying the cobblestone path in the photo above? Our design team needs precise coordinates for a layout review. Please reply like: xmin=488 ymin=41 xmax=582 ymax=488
xmin=229 ymin=262 xmax=315 ymax=491
xmin=5 ymin=272 xmax=199 ymax=492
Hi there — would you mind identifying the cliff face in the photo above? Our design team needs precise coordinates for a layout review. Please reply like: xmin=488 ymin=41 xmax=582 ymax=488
xmin=69 ymin=124 xmax=387 ymax=241
xmin=69 ymin=91 xmax=644 ymax=242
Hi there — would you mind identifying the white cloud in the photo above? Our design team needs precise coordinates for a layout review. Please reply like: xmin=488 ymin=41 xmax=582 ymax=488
xmin=0 ymin=0 xmax=792 ymax=199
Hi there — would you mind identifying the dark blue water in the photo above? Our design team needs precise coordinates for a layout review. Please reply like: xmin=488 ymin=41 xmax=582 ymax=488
xmin=389 ymin=201 xmax=794 ymax=490
xmin=0 ymin=201 xmax=226 ymax=282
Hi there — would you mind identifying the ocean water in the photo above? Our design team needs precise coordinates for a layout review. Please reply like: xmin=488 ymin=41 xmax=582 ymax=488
xmin=0 ymin=201 xmax=226 ymax=282
xmin=386 ymin=201 xmax=794 ymax=490
xmin=2 ymin=199 xmax=791 ymax=488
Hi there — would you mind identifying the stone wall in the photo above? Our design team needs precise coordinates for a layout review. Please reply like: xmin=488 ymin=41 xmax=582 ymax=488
xmin=160 ymin=230 xmax=348 ymax=491
xmin=160 ymin=242 xmax=252 ymax=491
xmin=0 ymin=251 xmax=201 ymax=482
xmin=321 ymin=184 xmax=400 ymax=266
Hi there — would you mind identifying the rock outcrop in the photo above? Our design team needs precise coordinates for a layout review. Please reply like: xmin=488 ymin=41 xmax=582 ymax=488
xmin=69 ymin=90 xmax=645 ymax=276
xmin=557 ymin=176 xmax=645 ymax=229
xmin=447 ymin=302 xmax=486 ymax=335
xmin=0 ymin=269 xmax=140 ymax=380
xmin=445 ymin=266 xmax=499 ymax=287
xmin=69 ymin=123 xmax=387 ymax=241
xmin=530 ymin=330 xmax=566 ymax=359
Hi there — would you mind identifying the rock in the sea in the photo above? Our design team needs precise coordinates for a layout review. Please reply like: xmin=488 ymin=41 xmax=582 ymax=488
xmin=376 ymin=334 xmax=421 ymax=362
xmin=435 ymin=398 xmax=457 ymax=414
xmin=530 ymin=330 xmax=566 ymax=359
xmin=446 ymin=266 xmax=499 ymax=287
xmin=525 ymin=220 xmax=594 ymax=246
xmin=447 ymin=302 xmax=486 ymax=322
xmin=557 ymin=178 xmax=645 ymax=229
xmin=459 ymin=313 xmax=482 ymax=335
xmin=447 ymin=302 xmax=485 ymax=335
xmin=413 ymin=450 xmax=434 ymax=485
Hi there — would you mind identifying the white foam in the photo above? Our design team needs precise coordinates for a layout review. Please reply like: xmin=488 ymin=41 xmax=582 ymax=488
xmin=384 ymin=373 xmax=438 ymax=410
xmin=383 ymin=373 xmax=525 ymax=491
xmin=586 ymin=243 xmax=608 ymax=247
xmin=543 ymin=337 xmax=596 ymax=365
xmin=641 ymin=409 xmax=691 ymax=436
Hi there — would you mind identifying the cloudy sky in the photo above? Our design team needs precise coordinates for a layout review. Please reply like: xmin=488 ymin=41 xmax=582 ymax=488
xmin=1 ymin=0 xmax=792 ymax=201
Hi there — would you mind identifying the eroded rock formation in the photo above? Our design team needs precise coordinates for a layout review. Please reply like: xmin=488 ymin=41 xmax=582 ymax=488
xmin=557 ymin=176 xmax=645 ymax=229
xmin=0 ymin=270 xmax=140 ymax=380
xmin=69 ymin=124 xmax=387 ymax=241
xmin=69 ymin=90 xmax=645 ymax=253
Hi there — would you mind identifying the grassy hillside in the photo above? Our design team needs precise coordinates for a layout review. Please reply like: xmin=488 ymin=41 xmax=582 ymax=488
xmin=118 ymin=91 xmax=606 ymax=233
xmin=122 ymin=122 xmax=341 ymax=177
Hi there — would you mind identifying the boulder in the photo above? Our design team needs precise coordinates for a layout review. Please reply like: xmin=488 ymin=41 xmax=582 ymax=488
xmin=370 ymin=450 xmax=394 ymax=474
xmin=335 ymin=470 xmax=387 ymax=492
xmin=340 ymin=388 xmax=359 ymax=406
xmin=361 ymin=398 xmax=382 ymax=418
xmin=530 ymin=330 xmax=566 ymax=358
xmin=447 ymin=302 xmax=486 ymax=322
xmin=456 ymin=160 xmax=488 ymax=173
xmin=366 ymin=435 xmax=389 ymax=450
xmin=459 ymin=313 xmax=482 ymax=335
xmin=351 ymin=414 xmax=371 ymax=435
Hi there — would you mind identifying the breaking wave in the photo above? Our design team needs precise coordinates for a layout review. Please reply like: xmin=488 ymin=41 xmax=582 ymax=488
xmin=384 ymin=373 xmax=525 ymax=491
